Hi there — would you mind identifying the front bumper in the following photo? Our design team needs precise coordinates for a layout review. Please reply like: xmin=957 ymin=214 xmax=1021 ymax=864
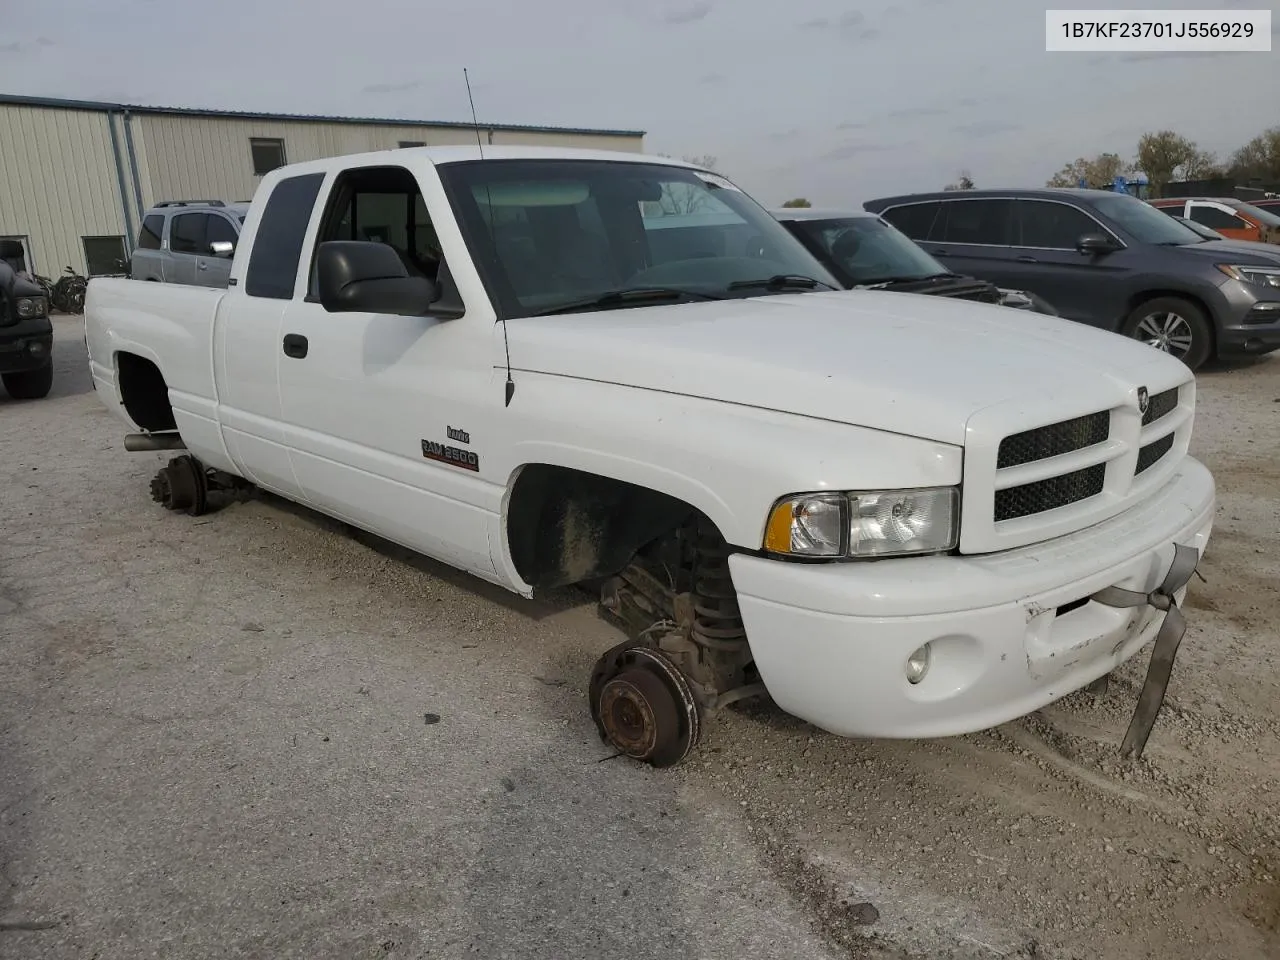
xmin=0 ymin=325 xmax=53 ymax=374
xmin=1215 ymin=281 xmax=1280 ymax=355
xmin=729 ymin=457 xmax=1215 ymax=739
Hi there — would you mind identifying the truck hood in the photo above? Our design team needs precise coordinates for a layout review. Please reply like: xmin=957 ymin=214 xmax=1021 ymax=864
xmin=505 ymin=290 xmax=1183 ymax=446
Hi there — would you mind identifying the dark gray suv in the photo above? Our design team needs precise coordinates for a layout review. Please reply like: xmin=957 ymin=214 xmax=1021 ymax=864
xmin=862 ymin=188 xmax=1280 ymax=370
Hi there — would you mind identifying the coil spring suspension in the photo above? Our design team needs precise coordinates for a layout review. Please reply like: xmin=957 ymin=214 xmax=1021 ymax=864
xmin=691 ymin=519 xmax=747 ymax=651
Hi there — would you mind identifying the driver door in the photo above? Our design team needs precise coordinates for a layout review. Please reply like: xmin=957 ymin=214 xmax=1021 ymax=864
xmin=276 ymin=162 xmax=503 ymax=582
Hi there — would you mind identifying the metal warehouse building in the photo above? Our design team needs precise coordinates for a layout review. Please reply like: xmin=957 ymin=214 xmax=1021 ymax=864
xmin=0 ymin=94 xmax=645 ymax=279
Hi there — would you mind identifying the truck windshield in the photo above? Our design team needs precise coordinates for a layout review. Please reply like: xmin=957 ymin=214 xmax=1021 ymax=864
xmin=783 ymin=215 xmax=950 ymax=287
xmin=436 ymin=159 xmax=841 ymax=319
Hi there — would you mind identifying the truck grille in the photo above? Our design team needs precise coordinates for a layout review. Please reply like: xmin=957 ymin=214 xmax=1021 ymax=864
xmin=1135 ymin=433 xmax=1175 ymax=474
xmin=960 ymin=380 xmax=1194 ymax=554
xmin=1142 ymin=387 xmax=1178 ymax=426
xmin=997 ymin=411 xmax=1110 ymax=468
xmin=995 ymin=464 xmax=1107 ymax=521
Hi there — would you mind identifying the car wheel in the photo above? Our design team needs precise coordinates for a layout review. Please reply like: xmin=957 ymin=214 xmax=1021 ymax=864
xmin=1121 ymin=297 xmax=1213 ymax=371
xmin=2 ymin=363 xmax=54 ymax=400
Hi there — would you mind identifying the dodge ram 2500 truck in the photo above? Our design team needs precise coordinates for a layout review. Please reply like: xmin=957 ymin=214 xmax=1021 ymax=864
xmin=84 ymin=146 xmax=1216 ymax=768
xmin=1 ymin=240 xmax=54 ymax=399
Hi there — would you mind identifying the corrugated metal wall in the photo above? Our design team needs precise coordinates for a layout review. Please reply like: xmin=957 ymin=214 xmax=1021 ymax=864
xmin=136 ymin=115 xmax=645 ymax=210
xmin=0 ymin=105 xmax=129 ymax=276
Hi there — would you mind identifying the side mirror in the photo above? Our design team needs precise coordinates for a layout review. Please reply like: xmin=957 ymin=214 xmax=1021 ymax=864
xmin=1076 ymin=233 xmax=1118 ymax=255
xmin=209 ymin=240 xmax=235 ymax=258
xmin=315 ymin=240 xmax=438 ymax=315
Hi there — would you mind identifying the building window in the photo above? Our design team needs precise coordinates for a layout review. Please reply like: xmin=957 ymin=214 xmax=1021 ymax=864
xmin=398 ymin=140 xmax=426 ymax=148
xmin=83 ymin=236 xmax=128 ymax=276
xmin=250 ymin=137 xmax=287 ymax=176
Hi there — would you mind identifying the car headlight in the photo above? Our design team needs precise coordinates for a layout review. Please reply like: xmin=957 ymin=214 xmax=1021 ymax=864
xmin=1217 ymin=264 xmax=1280 ymax=288
xmin=764 ymin=487 xmax=960 ymax=559
xmin=15 ymin=296 xmax=48 ymax=319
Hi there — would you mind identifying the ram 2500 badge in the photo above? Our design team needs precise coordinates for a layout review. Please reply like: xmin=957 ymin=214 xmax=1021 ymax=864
xmin=84 ymin=146 xmax=1216 ymax=767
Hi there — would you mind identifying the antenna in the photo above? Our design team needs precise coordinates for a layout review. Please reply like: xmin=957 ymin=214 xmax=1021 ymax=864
xmin=464 ymin=67 xmax=514 ymax=406
xmin=464 ymin=67 xmax=485 ymax=159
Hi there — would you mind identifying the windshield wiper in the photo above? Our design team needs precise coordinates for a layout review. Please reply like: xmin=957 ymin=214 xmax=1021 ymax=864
xmin=532 ymin=287 xmax=725 ymax=316
xmin=854 ymin=273 xmax=953 ymax=287
xmin=726 ymin=274 xmax=836 ymax=293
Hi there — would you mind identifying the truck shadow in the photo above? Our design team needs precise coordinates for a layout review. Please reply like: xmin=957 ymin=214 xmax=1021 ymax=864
xmin=47 ymin=319 xmax=94 ymax=399
xmin=241 ymin=486 xmax=595 ymax=625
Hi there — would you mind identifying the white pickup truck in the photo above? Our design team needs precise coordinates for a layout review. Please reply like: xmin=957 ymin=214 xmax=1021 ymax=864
xmin=85 ymin=145 xmax=1216 ymax=767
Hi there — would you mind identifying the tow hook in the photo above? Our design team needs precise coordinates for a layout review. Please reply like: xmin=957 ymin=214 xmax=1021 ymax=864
xmin=1090 ymin=542 xmax=1202 ymax=760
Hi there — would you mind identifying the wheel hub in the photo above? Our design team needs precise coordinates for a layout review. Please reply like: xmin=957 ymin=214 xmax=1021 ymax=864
xmin=149 ymin=455 xmax=208 ymax=515
xmin=599 ymin=671 xmax=666 ymax=758
xmin=1136 ymin=312 xmax=1191 ymax=357
xmin=589 ymin=644 xmax=701 ymax=768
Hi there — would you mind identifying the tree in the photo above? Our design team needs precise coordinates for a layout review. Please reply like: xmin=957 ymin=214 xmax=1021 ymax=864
xmin=654 ymin=153 xmax=721 ymax=214
xmin=780 ymin=197 xmax=812 ymax=207
xmin=1227 ymin=127 xmax=1280 ymax=182
xmin=1136 ymin=130 xmax=1212 ymax=196
xmin=680 ymin=154 xmax=718 ymax=171
xmin=1045 ymin=153 xmax=1129 ymax=188
xmin=944 ymin=171 xmax=975 ymax=191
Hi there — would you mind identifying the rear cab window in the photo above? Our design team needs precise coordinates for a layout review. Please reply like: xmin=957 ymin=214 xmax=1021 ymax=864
xmin=244 ymin=173 xmax=325 ymax=299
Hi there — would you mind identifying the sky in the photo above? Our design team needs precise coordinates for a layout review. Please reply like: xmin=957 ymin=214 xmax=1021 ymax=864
xmin=0 ymin=0 xmax=1275 ymax=207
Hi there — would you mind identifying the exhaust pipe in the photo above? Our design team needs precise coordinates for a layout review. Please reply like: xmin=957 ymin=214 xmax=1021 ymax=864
xmin=124 ymin=432 xmax=186 ymax=452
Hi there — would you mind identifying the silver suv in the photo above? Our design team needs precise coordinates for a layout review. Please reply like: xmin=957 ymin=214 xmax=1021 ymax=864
xmin=131 ymin=200 xmax=250 ymax=287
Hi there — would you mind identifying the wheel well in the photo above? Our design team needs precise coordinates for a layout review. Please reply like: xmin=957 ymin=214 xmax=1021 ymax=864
xmin=506 ymin=464 xmax=705 ymax=591
xmin=116 ymin=352 xmax=176 ymax=431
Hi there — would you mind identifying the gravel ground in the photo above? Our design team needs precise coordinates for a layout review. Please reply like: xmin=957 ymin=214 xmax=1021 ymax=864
xmin=1 ymin=317 xmax=1277 ymax=959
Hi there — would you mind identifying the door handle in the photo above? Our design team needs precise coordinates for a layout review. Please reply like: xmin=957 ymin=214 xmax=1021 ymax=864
xmin=931 ymin=248 xmax=950 ymax=257
xmin=197 ymin=262 xmax=208 ymax=270
xmin=282 ymin=333 xmax=309 ymax=359
xmin=1016 ymin=255 xmax=1039 ymax=263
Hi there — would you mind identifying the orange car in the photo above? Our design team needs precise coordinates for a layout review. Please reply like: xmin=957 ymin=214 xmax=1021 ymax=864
xmin=1149 ymin=196 xmax=1280 ymax=244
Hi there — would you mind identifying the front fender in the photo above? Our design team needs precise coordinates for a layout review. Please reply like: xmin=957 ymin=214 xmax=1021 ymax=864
xmin=495 ymin=372 xmax=963 ymax=551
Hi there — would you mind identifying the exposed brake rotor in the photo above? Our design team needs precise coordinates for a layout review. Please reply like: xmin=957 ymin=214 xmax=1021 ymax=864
xmin=589 ymin=641 xmax=700 ymax=768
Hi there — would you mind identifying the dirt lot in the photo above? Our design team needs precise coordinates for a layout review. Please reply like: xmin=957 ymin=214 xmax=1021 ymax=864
xmin=2 ymin=317 xmax=1277 ymax=959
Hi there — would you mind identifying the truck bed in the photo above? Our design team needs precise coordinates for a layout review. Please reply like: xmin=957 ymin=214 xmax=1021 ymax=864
xmin=85 ymin=276 xmax=227 ymax=433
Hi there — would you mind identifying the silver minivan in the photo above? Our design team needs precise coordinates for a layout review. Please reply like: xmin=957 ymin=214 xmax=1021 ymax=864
xmin=130 ymin=200 xmax=250 ymax=287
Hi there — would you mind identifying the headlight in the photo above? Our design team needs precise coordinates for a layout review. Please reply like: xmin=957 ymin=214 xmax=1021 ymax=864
xmin=1217 ymin=264 xmax=1280 ymax=288
xmin=15 ymin=296 xmax=48 ymax=319
xmin=764 ymin=487 xmax=960 ymax=559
